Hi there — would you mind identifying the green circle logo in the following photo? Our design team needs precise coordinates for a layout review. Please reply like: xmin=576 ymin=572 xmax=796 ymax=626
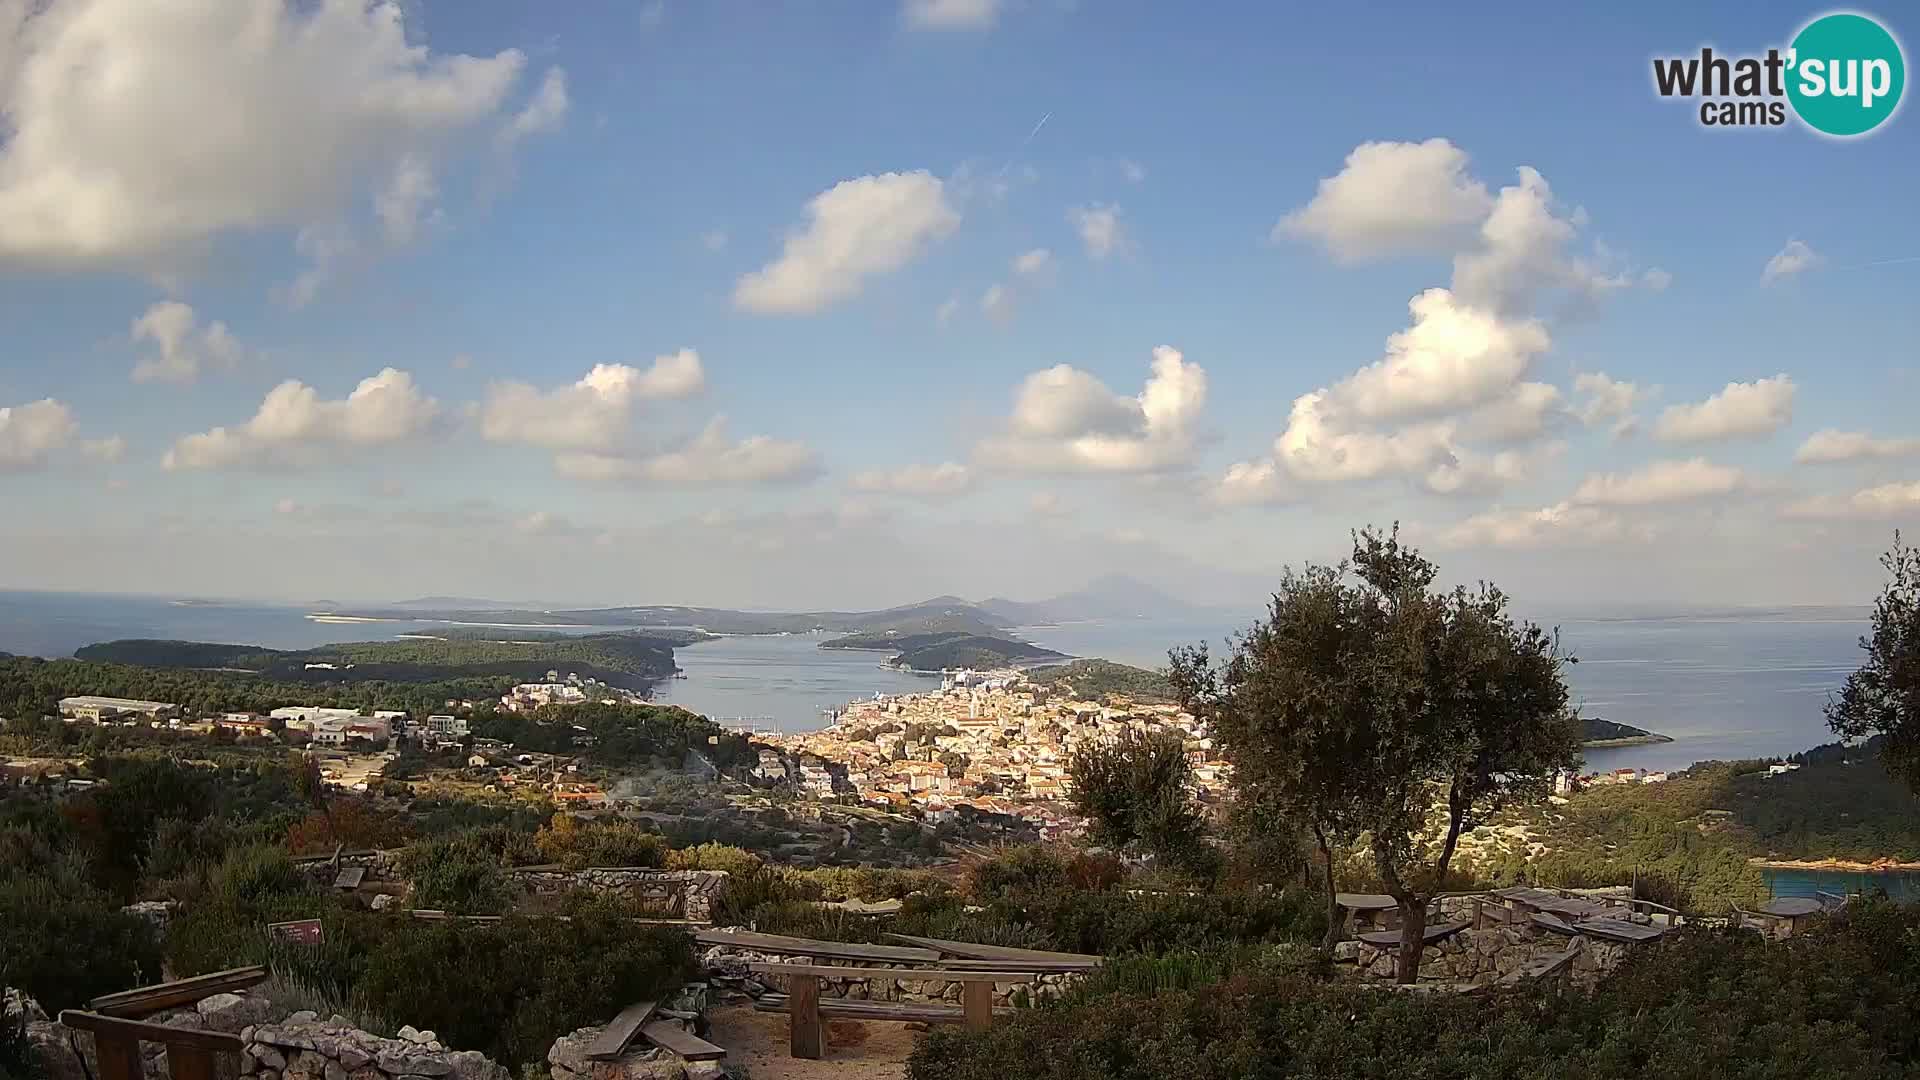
xmin=1787 ymin=12 xmax=1906 ymax=136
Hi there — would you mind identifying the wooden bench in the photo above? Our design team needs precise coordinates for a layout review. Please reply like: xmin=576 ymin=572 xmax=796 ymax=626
xmin=1354 ymin=919 xmax=1471 ymax=948
xmin=585 ymin=1001 xmax=726 ymax=1063
xmin=87 ymin=967 xmax=270 ymax=1019
xmin=60 ymin=1011 xmax=243 ymax=1080
xmin=748 ymin=962 xmax=1034 ymax=1059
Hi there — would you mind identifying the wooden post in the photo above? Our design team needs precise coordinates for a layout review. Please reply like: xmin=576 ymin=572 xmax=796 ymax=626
xmin=93 ymin=1034 xmax=143 ymax=1080
xmin=165 ymin=1044 xmax=217 ymax=1080
xmin=1471 ymin=898 xmax=1484 ymax=929
xmin=788 ymin=974 xmax=822 ymax=1060
xmin=961 ymin=981 xmax=994 ymax=1033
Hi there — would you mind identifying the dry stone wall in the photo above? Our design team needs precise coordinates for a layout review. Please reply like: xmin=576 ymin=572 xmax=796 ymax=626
xmin=511 ymin=868 xmax=728 ymax=922
xmin=1335 ymin=926 xmax=1629 ymax=986
xmin=701 ymin=942 xmax=1077 ymax=1006
xmin=240 ymin=1014 xmax=512 ymax=1080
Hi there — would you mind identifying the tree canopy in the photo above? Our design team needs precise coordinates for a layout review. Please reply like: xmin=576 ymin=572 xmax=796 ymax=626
xmin=1828 ymin=533 xmax=1920 ymax=793
xmin=1172 ymin=526 xmax=1581 ymax=980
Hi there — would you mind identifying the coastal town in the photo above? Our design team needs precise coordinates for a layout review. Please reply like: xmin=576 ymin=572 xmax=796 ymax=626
xmin=745 ymin=667 xmax=1223 ymax=838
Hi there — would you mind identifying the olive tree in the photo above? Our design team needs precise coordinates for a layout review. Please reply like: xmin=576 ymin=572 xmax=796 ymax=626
xmin=1173 ymin=527 xmax=1581 ymax=981
xmin=1828 ymin=533 xmax=1920 ymax=792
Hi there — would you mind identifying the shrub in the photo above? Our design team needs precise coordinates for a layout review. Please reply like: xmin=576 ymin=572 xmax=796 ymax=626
xmin=534 ymin=814 xmax=668 ymax=870
xmin=909 ymin=902 xmax=1920 ymax=1080
xmin=665 ymin=842 xmax=762 ymax=877
xmin=0 ymin=872 xmax=160 ymax=1012
xmin=163 ymin=843 xmax=331 ymax=976
xmin=398 ymin=834 xmax=517 ymax=913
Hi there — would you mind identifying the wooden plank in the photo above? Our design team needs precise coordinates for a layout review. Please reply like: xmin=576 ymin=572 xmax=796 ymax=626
xmin=936 ymin=958 xmax=1101 ymax=974
xmin=788 ymin=976 xmax=822 ymax=1060
xmin=695 ymin=929 xmax=941 ymax=964
xmin=752 ymin=996 xmax=994 ymax=1025
xmin=1355 ymin=919 xmax=1471 ymax=948
xmin=165 ymin=1044 xmax=217 ymax=1080
xmin=961 ymin=982 xmax=993 ymax=1033
xmin=584 ymin=1002 xmax=657 ymax=1060
xmin=638 ymin=1021 xmax=725 ymax=1063
xmin=748 ymin=962 xmax=1036 ymax=982
xmin=881 ymin=934 xmax=1100 ymax=965
xmin=1575 ymin=918 xmax=1670 ymax=944
xmin=59 ymin=1012 xmax=245 ymax=1054
xmin=93 ymin=1034 xmax=144 ymax=1080
xmin=89 ymin=967 xmax=269 ymax=1018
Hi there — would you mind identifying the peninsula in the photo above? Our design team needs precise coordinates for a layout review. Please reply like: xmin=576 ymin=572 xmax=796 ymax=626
xmin=1580 ymin=717 xmax=1674 ymax=748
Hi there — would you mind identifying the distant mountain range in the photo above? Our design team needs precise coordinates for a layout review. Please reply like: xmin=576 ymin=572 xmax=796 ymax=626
xmin=981 ymin=574 xmax=1202 ymax=624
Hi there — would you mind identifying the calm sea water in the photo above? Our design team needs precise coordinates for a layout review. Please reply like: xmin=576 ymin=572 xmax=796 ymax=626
xmin=1762 ymin=868 xmax=1920 ymax=901
xmin=0 ymin=591 xmax=1872 ymax=771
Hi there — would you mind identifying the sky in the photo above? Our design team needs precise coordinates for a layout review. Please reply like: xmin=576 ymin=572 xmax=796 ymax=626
xmin=0 ymin=0 xmax=1916 ymax=612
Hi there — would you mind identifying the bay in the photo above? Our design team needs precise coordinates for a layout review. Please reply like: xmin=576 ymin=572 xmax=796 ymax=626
xmin=0 ymin=591 xmax=1875 ymax=772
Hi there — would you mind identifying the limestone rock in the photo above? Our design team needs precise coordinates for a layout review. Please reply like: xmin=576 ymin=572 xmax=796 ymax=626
xmin=198 ymin=992 xmax=272 ymax=1034
xmin=1332 ymin=940 xmax=1362 ymax=963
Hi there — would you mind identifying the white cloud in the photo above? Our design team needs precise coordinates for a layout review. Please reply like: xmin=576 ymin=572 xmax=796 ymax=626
xmin=851 ymin=462 xmax=975 ymax=497
xmin=372 ymin=154 xmax=440 ymax=246
xmin=0 ymin=398 xmax=76 ymax=470
xmin=1782 ymin=481 xmax=1920 ymax=520
xmin=81 ymin=435 xmax=127 ymax=463
xmin=1642 ymin=268 xmax=1673 ymax=291
xmin=0 ymin=0 xmax=543 ymax=272
xmin=480 ymin=350 xmax=705 ymax=450
xmin=901 ymin=0 xmax=1001 ymax=31
xmin=497 ymin=67 xmax=569 ymax=150
xmin=977 ymin=346 xmax=1206 ymax=473
xmin=554 ymin=418 xmax=819 ymax=487
xmin=1276 ymin=138 xmax=1492 ymax=262
xmin=1434 ymin=501 xmax=1627 ymax=550
xmin=1013 ymin=248 xmax=1052 ymax=276
xmin=1324 ymin=288 xmax=1551 ymax=421
xmin=1571 ymin=372 xmax=1645 ymax=433
xmin=163 ymin=368 xmax=441 ymax=470
xmin=1795 ymin=429 xmax=1920 ymax=465
xmin=1119 ymin=159 xmax=1147 ymax=184
xmin=1423 ymin=442 xmax=1563 ymax=497
xmin=1652 ymin=375 xmax=1796 ymax=443
xmin=980 ymin=282 xmax=1015 ymax=323
xmin=1763 ymin=239 xmax=1823 ymax=285
xmin=935 ymin=296 xmax=962 ymax=326
xmin=734 ymin=171 xmax=959 ymax=314
xmin=1462 ymin=382 xmax=1563 ymax=443
xmin=1028 ymin=491 xmax=1067 ymax=516
xmin=1067 ymin=203 xmax=1125 ymax=260
xmin=130 ymin=301 xmax=246 ymax=383
xmin=1213 ymin=459 xmax=1292 ymax=506
xmin=1571 ymin=458 xmax=1745 ymax=506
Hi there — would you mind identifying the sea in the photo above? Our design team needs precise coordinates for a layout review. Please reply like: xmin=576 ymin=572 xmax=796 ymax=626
xmin=0 ymin=589 xmax=1874 ymax=773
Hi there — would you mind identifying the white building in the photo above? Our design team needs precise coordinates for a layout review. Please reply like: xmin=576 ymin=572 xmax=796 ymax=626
xmin=59 ymin=696 xmax=178 ymax=722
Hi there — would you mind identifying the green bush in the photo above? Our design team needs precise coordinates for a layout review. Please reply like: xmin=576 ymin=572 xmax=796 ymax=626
xmin=399 ymin=834 xmax=518 ymax=913
xmin=0 ymin=872 xmax=160 ymax=1012
xmin=909 ymin=902 xmax=1920 ymax=1080
xmin=276 ymin=900 xmax=696 ymax=1066
xmin=534 ymin=815 xmax=667 ymax=870
xmin=665 ymin=842 xmax=763 ymax=877
xmin=163 ymin=843 xmax=333 ymax=976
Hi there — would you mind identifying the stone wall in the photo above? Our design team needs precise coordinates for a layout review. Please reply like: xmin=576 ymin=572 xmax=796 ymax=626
xmin=241 ymin=1014 xmax=511 ymax=1080
xmin=701 ymin=944 xmax=1077 ymax=1007
xmin=1335 ymin=926 xmax=1628 ymax=987
xmin=296 ymin=852 xmax=727 ymax=923
xmin=511 ymin=868 xmax=728 ymax=923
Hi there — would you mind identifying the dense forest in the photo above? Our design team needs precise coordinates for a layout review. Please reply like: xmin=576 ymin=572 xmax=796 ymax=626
xmin=74 ymin=632 xmax=682 ymax=689
xmin=889 ymin=635 xmax=1068 ymax=671
xmin=467 ymin=701 xmax=759 ymax=772
xmin=0 ymin=654 xmax=515 ymax=720
xmin=1470 ymin=737 xmax=1920 ymax=911
xmin=1026 ymin=659 xmax=1179 ymax=703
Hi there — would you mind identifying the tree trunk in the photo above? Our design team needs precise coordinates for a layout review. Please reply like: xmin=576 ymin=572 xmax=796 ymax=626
xmin=1314 ymin=826 xmax=1341 ymax=954
xmin=1394 ymin=897 xmax=1427 ymax=984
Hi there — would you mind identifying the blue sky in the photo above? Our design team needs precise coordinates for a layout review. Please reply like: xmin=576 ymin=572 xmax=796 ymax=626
xmin=0 ymin=0 xmax=1915 ymax=610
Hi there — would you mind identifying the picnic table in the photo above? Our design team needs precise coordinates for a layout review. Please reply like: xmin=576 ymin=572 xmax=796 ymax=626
xmin=1490 ymin=887 xmax=1613 ymax=921
xmin=1335 ymin=893 xmax=1401 ymax=933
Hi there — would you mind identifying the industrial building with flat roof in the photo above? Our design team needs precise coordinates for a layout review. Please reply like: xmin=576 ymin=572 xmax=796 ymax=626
xmin=58 ymin=695 xmax=180 ymax=722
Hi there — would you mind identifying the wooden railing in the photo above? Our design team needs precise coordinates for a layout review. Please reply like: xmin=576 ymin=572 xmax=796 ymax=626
xmin=57 ymin=1011 xmax=243 ymax=1080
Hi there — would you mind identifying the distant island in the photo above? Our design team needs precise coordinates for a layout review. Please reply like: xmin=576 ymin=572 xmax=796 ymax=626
xmin=1027 ymin=658 xmax=1179 ymax=703
xmin=74 ymin=631 xmax=687 ymax=692
xmin=823 ymin=630 xmax=1068 ymax=673
xmin=1581 ymin=717 xmax=1673 ymax=748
